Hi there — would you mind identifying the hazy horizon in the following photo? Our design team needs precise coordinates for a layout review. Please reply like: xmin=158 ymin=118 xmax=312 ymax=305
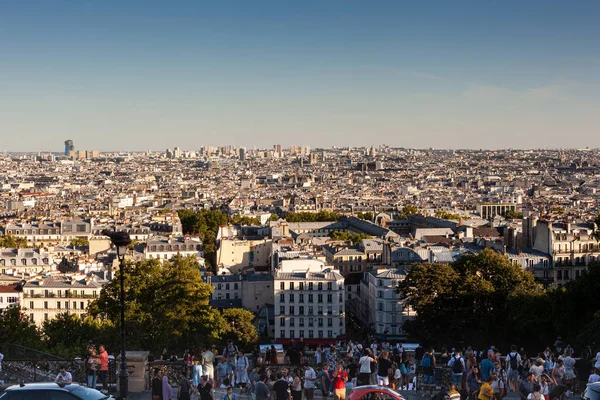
xmin=1 ymin=1 xmax=599 ymax=152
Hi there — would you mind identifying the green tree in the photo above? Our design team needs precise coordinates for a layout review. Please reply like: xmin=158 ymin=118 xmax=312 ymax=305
xmin=42 ymin=313 xmax=118 ymax=358
xmin=230 ymin=215 xmax=261 ymax=226
xmin=435 ymin=210 xmax=471 ymax=220
xmin=177 ymin=209 xmax=228 ymax=269
xmin=0 ymin=233 xmax=28 ymax=248
xmin=69 ymin=238 xmax=90 ymax=247
xmin=0 ymin=306 xmax=43 ymax=349
xmin=398 ymin=249 xmax=540 ymax=349
xmin=88 ymin=255 xmax=225 ymax=353
xmin=222 ymin=308 xmax=259 ymax=348
xmin=357 ymin=212 xmax=374 ymax=221
xmin=398 ymin=205 xmax=420 ymax=220
xmin=505 ymin=210 xmax=523 ymax=219
xmin=284 ymin=210 xmax=341 ymax=222
xmin=269 ymin=213 xmax=280 ymax=221
xmin=329 ymin=230 xmax=371 ymax=246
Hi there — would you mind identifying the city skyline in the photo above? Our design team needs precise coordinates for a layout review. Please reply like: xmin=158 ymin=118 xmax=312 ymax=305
xmin=1 ymin=1 xmax=600 ymax=151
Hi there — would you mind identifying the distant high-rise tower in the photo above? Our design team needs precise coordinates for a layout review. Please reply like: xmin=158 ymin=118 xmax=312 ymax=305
xmin=64 ymin=140 xmax=74 ymax=156
xmin=239 ymin=147 xmax=246 ymax=161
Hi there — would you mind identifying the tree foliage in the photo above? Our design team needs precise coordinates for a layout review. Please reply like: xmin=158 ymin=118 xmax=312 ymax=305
xmin=435 ymin=210 xmax=471 ymax=220
xmin=87 ymin=255 xmax=226 ymax=353
xmin=284 ymin=210 xmax=341 ymax=222
xmin=222 ymin=308 xmax=259 ymax=348
xmin=0 ymin=306 xmax=42 ymax=349
xmin=178 ymin=209 xmax=228 ymax=268
xmin=356 ymin=212 xmax=374 ymax=221
xmin=69 ymin=238 xmax=90 ymax=247
xmin=329 ymin=230 xmax=371 ymax=246
xmin=397 ymin=205 xmax=420 ymax=220
xmin=42 ymin=313 xmax=118 ymax=358
xmin=398 ymin=249 xmax=541 ymax=349
xmin=230 ymin=215 xmax=261 ymax=226
xmin=505 ymin=210 xmax=524 ymax=219
xmin=0 ymin=233 xmax=28 ymax=248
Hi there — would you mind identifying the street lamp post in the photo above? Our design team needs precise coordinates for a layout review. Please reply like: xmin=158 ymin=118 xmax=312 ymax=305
xmin=104 ymin=230 xmax=132 ymax=399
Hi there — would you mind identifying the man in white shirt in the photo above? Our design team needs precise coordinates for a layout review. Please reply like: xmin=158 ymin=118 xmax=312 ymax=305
xmin=304 ymin=363 xmax=317 ymax=400
xmin=358 ymin=349 xmax=376 ymax=386
xmin=55 ymin=366 xmax=73 ymax=383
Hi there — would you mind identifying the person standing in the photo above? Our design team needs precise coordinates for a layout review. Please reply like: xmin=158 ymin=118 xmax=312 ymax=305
xmin=236 ymin=350 xmax=250 ymax=391
xmin=254 ymin=374 xmax=271 ymax=400
xmin=358 ymin=350 xmax=376 ymax=387
xmin=98 ymin=345 xmax=109 ymax=393
xmin=273 ymin=372 xmax=291 ymax=400
xmin=291 ymin=369 xmax=303 ymax=400
xmin=320 ymin=363 xmax=332 ymax=400
xmin=303 ymin=363 xmax=317 ymax=400
xmin=179 ymin=373 xmax=192 ymax=400
xmin=423 ymin=348 xmax=436 ymax=386
xmin=152 ymin=370 xmax=163 ymax=400
xmin=202 ymin=346 xmax=216 ymax=380
xmin=332 ymin=363 xmax=348 ymax=400
xmin=448 ymin=349 xmax=466 ymax=391
xmin=377 ymin=351 xmax=391 ymax=387
xmin=87 ymin=348 xmax=99 ymax=389
xmin=162 ymin=375 xmax=173 ymax=400
xmin=518 ymin=372 xmax=536 ymax=400
xmin=197 ymin=376 xmax=214 ymax=400
xmin=507 ymin=346 xmax=522 ymax=394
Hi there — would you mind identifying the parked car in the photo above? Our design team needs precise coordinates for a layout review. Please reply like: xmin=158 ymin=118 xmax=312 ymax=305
xmin=348 ymin=385 xmax=407 ymax=400
xmin=583 ymin=382 xmax=600 ymax=400
xmin=0 ymin=382 xmax=111 ymax=400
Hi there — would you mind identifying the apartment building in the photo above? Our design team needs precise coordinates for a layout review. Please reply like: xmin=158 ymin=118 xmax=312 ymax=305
xmin=144 ymin=236 xmax=204 ymax=263
xmin=0 ymin=285 xmax=21 ymax=310
xmin=0 ymin=248 xmax=54 ymax=275
xmin=357 ymin=267 xmax=414 ymax=340
xmin=4 ymin=222 xmax=61 ymax=243
xmin=22 ymin=275 xmax=104 ymax=325
xmin=274 ymin=259 xmax=345 ymax=344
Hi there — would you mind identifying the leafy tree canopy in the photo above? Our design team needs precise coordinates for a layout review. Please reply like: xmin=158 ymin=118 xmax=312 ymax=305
xmin=397 ymin=205 xmax=420 ymax=220
xmin=285 ymin=210 xmax=341 ymax=222
xmin=230 ymin=214 xmax=261 ymax=226
xmin=87 ymin=255 xmax=227 ymax=353
xmin=222 ymin=308 xmax=259 ymax=348
xmin=69 ymin=238 xmax=90 ymax=247
xmin=329 ymin=230 xmax=371 ymax=246
xmin=356 ymin=212 xmax=374 ymax=221
xmin=505 ymin=210 xmax=524 ymax=219
xmin=178 ymin=209 xmax=228 ymax=268
xmin=0 ymin=233 xmax=28 ymax=249
xmin=0 ymin=306 xmax=42 ymax=349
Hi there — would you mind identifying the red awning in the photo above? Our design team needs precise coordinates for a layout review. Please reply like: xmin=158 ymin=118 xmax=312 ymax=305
xmin=275 ymin=338 xmax=336 ymax=346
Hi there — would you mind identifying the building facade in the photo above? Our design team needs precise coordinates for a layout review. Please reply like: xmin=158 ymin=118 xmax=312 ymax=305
xmin=22 ymin=275 xmax=104 ymax=325
xmin=274 ymin=259 xmax=345 ymax=345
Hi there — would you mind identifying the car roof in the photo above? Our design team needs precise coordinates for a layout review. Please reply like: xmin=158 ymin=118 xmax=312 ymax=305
xmin=352 ymin=385 xmax=404 ymax=396
xmin=5 ymin=383 xmax=82 ymax=392
xmin=587 ymin=383 xmax=600 ymax=394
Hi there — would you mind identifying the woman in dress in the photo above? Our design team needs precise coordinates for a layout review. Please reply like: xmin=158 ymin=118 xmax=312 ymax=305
xmin=162 ymin=375 xmax=173 ymax=400
xmin=236 ymin=350 xmax=250 ymax=391
xmin=291 ymin=368 xmax=303 ymax=400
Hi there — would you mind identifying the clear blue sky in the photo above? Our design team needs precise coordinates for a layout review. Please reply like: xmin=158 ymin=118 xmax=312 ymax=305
xmin=1 ymin=1 xmax=599 ymax=151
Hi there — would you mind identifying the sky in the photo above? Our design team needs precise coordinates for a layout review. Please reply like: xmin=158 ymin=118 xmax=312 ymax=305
xmin=1 ymin=1 xmax=600 ymax=152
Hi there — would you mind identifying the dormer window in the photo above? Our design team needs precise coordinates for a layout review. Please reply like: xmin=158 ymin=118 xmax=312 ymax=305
xmin=43 ymin=258 xmax=49 ymax=264
xmin=21 ymin=259 xmax=27 ymax=266
xmin=32 ymin=258 xmax=37 ymax=265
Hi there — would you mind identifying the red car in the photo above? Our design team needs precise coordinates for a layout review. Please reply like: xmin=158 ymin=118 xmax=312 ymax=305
xmin=348 ymin=385 xmax=408 ymax=400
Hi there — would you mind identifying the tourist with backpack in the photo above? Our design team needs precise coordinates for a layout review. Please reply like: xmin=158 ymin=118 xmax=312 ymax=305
xmin=449 ymin=349 xmax=466 ymax=390
xmin=423 ymin=347 xmax=436 ymax=385
xmin=507 ymin=346 xmax=523 ymax=393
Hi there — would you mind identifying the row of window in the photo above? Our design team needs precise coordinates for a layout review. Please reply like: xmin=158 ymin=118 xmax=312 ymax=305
xmin=28 ymin=289 xmax=98 ymax=298
xmin=0 ymin=258 xmax=49 ymax=266
xmin=8 ymin=229 xmax=60 ymax=235
xmin=279 ymin=330 xmax=334 ymax=339
xmin=32 ymin=313 xmax=87 ymax=323
xmin=31 ymin=300 xmax=89 ymax=310
xmin=0 ymin=296 xmax=18 ymax=303
xmin=148 ymin=244 xmax=200 ymax=252
xmin=279 ymin=282 xmax=341 ymax=291
xmin=279 ymin=317 xmax=343 ymax=328
xmin=279 ymin=293 xmax=343 ymax=303
xmin=217 ymin=283 xmax=239 ymax=290
xmin=216 ymin=292 xmax=239 ymax=300
xmin=279 ymin=305 xmax=343 ymax=315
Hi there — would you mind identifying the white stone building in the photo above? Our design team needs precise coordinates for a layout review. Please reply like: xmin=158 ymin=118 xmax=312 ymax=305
xmin=0 ymin=248 xmax=55 ymax=275
xmin=144 ymin=236 xmax=204 ymax=265
xmin=358 ymin=267 xmax=415 ymax=340
xmin=274 ymin=259 xmax=345 ymax=345
xmin=22 ymin=275 xmax=105 ymax=325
